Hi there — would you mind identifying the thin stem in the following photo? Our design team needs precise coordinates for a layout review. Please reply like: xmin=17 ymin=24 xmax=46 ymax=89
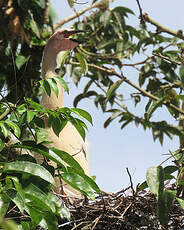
xmin=142 ymin=13 xmax=184 ymax=41
xmin=153 ymin=52 xmax=181 ymax=65
xmin=54 ymin=0 xmax=109 ymax=29
xmin=0 ymin=109 xmax=10 ymax=120
xmin=70 ymin=61 xmax=184 ymax=115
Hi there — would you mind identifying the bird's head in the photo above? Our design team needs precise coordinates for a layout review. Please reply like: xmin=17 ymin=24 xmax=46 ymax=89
xmin=42 ymin=28 xmax=86 ymax=77
xmin=46 ymin=28 xmax=85 ymax=54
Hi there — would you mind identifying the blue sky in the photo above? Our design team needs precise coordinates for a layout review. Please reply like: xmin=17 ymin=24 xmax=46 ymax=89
xmin=52 ymin=0 xmax=184 ymax=192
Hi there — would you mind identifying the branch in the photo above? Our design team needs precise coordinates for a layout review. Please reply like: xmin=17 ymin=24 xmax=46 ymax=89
xmin=126 ymin=168 xmax=135 ymax=196
xmin=142 ymin=13 xmax=184 ymax=41
xmin=78 ymin=47 xmax=130 ymax=60
xmin=152 ymin=52 xmax=181 ymax=65
xmin=54 ymin=0 xmax=109 ymax=29
xmin=69 ymin=61 xmax=184 ymax=115
xmin=0 ymin=109 xmax=10 ymax=120
xmin=44 ymin=0 xmax=50 ymax=24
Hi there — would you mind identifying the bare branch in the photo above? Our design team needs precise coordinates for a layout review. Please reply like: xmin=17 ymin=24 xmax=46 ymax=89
xmin=44 ymin=0 xmax=50 ymax=24
xmin=152 ymin=52 xmax=181 ymax=65
xmin=142 ymin=13 xmax=184 ymax=41
xmin=70 ymin=61 xmax=184 ymax=115
xmin=126 ymin=168 xmax=135 ymax=196
xmin=54 ymin=0 xmax=109 ymax=29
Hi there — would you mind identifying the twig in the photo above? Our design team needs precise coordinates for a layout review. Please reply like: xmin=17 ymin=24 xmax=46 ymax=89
xmin=126 ymin=168 xmax=135 ymax=196
xmin=70 ymin=61 xmax=184 ymax=115
xmin=10 ymin=48 xmax=18 ymax=102
xmin=153 ymin=52 xmax=181 ymax=65
xmin=121 ymin=57 xmax=150 ymax=66
xmin=71 ymin=221 xmax=90 ymax=230
xmin=78 ymin=46 xmax=130 ymax=59
xmin=91 ymin=214 xmax=103 ymax=230
xmin=135 ymin=0 xmax=144 ymax=24
xmin=142 ymin=13 xmax=184 ymax=41
xmin=0 ymin=108 xmax=10 ymax=120
xmin=54 ymin=0 xmax=108 ymax=29
xmin=44 ymin=0 xmax=50 ymax=24
xmin=120 ymin=203 xmax=132 ymax=218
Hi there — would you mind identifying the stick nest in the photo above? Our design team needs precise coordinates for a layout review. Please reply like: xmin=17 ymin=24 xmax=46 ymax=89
xmin=60 ymin=187 xmax=184 ymax=230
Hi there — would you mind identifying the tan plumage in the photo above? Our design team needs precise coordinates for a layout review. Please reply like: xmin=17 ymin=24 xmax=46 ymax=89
xmin=40 ymin=29 xmax=90 ymax=197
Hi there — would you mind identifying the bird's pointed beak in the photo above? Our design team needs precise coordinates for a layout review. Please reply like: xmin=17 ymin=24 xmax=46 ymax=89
xmin=67 ymin=30 xmax=87 ymax=44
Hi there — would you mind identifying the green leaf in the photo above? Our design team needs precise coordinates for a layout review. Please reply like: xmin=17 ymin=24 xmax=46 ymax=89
xmin=106 ymin=80 xmax=123 ymax=101
xmin=75 ymin=52 xmax=88 ymax=74
xmin=11 ymin=141 xmax=65 ymax=168
xmin=116 ymin=41 xmax=124 ymax=59
xmin=47 ymin=193 xmax=70 ymax=220
xmin=113 ymin=6 xmax=134 ymax=16
xmin=61 ymin=170 xmax=96 ymax=199
xmin=27 ymin=110 xmax=37 ymax=123
xmin=6 ymin=189 xmax=25 ymax=213
xmin=8 ymin=176 xmax=25 ymax=201
xmin=51 ymin=147 xmax=84 ymax=172
xmin=47 ymin=78 xmax=58 ymax=97
xmin=146 ymin=166 xmax=164 ymax=197
xmin=56 ymin=50 xmax=70 ymax=66
xmin=145 ymin=98 xmax=164 ymax=120
xmin=20 ymin=221 xmax=31 ymax=230
xmin=179 ymin=65 xmax=184 ymax=86
xmin=164 ymin=165 xmax=178 ymax=175
xmin=104 ymin=109 xmax=123 ymax=128
xmin=71 ymin=108 xmax=93 ymax=125
xmin=25 ymin=184 xmax=56 ymax=212
xmin=5 ymin=120 xmax=21 ymax=138
xmin=0 ymin=219 xmax=20 ymax=230
xmin=137 ymin=181 xmax=148 ymax=192
xmin=73 ymin=91 xmax=97 ymax=107
xmin=26 ymin=206 xmax=43 ymax=228
xmin=29 ymin=11 xmax=40 ymax=38
xmin=3 ymin=161 xmax=55 ymax=186
xmin=16 ymin=104 xmax=27 ymax=114
xmin=39 ymin=79 xmax=51 ymax=96
xmin=72 ymin=67 xmax=82 ymax=86
xmin=44 ymin=212 xmax=58 ymax=230
xmin=69 ymin=167 xmax=100 ymax=194
xmin=15 ymin=55 xmax=29 ymax=70
xmin=0 ymin=122 xmax=9 ymax=138
xmin=67 ymin=0 xmax=74 ymax=8
xmin=49 ymin=114 xmax=63 ymax=137
xmin=0 ymin=139 xmax=5 ymax=152
xmin=11 ymin=141 xmax=83 ymax=172
xmin=0 ymin=194 xmax=10 ymax=218
xmin=112 ymin=11 xmax=124 ymax=33
xmin=157 ymin=190 xmax=176 ymax=226
xmin=54 ymin=76 xmax=69 ymax=94
xmin=36 ymin=128 xmax=48 ymax=144
xmin=26 ymin=98 xmax=46 ymax=113
xmin=100 ymin=10 xmax=111 ymax=27
xmin=177 ymin=197 xmax=184 ymax=209
xmin=70 ymin=118 xmax=86 ymax=141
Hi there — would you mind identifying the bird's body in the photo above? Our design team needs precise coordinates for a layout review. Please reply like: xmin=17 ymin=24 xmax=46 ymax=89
xmin=40 ymin=29 xmax=90 ymax=197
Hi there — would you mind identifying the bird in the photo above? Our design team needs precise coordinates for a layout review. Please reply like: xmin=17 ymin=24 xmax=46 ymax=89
xmin=40 ymin=29 xmax=90 ymax=197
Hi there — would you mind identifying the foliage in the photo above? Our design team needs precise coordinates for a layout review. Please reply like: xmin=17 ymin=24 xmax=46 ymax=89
xmin=0 ymin=0 xmax=100 ymax=228
xmin=1 ymin=0 xmax=184 ymax=228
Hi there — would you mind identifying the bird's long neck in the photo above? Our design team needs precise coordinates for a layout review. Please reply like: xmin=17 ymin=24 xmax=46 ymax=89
xmin=41 ymin=43 xmax=64 ymax=109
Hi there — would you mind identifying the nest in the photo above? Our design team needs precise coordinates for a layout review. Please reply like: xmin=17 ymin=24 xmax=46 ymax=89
xmin=59 ymin=187 xmax=184 ymax=230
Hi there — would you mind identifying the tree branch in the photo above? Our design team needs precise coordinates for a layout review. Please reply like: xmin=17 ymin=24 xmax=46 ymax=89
xmin=152 ymin=52 xmax=181 ymax=65
xmin=142 ymin=13 xmax=184 ymax=41
xmin=70 ymin=61 xmax=184 ymax=115
xmin=54 ymin=0 xmax=109 ymax=29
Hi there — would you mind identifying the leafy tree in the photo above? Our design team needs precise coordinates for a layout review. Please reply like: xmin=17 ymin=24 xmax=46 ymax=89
xmin=1 ymin=0 xmax=184 ymax=228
